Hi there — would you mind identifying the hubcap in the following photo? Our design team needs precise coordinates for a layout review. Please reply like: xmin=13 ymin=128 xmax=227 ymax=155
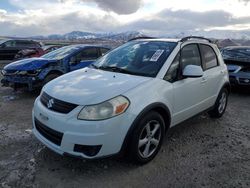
xmin=138 ymin=120 xmax=161 ymax=158
xmin=218 ymin=92 xmax=227 ymax=114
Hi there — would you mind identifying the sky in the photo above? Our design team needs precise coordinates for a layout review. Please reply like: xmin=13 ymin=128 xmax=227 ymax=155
xmin=0 ymin=0 xmax=250 ymax=38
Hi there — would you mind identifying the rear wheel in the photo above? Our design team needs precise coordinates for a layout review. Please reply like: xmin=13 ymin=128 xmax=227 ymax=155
xmin=209 ymin=88 xmax=228 ymax=118
xmin=128 ymin=111 xmax=165 ymax=164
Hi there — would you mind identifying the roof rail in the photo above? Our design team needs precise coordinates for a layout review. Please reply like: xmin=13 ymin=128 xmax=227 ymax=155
xmin=180 ymin=36 xmax=212 ymax=43
xmin=128 ymin=36 xmax=156 ymax=41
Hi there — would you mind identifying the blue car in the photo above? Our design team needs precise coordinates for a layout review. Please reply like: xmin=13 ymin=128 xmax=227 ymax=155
xmin=1 ymin=45 xmax=110 ymax=90
xmin=221 ymin=46 xmax=250 ymax=87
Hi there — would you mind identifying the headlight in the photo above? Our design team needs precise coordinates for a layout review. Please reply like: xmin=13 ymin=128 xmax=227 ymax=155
xmin=78 ymin=96 xmax=130 ymax=120
xmin=17 ymin=69 xmax=42 ymax=76
xmin=1 ymin=70 xmax=6 ymax=75
xmin=18 ymin=70 xmax=27 ymax=75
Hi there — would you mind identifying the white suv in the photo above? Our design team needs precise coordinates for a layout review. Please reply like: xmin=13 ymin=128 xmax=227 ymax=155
xmin=32 ymin=37 xmax=230 ymax=164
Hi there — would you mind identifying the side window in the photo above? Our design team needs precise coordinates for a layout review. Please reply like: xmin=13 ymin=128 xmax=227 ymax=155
xmin=81 ymin=48 xmax=99 ymax=60
xmin=4 ymin=41 xmax=16 ymax=47
xmin=100 ymin=48 xmax=109 ymax=56
xmin=200 ymin=44 xmax=218 ymax=70
xmin=70 ymin=48 xmax=99 ymax=65
xmin=181 ymin=44 xmax=202 ymax=69
xmin=164 ymin=53 xmax=180 ymax=82
xmin=16 ymin=41 xmax=26 ymax=47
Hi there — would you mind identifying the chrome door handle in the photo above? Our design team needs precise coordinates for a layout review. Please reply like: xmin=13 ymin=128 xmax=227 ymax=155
xmin=201 ymin=77 xmax=207 ymax=83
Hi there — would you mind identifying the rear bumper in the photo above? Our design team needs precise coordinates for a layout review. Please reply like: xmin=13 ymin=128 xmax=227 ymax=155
xmin=229 ymin=73 xmax=250 ymax=86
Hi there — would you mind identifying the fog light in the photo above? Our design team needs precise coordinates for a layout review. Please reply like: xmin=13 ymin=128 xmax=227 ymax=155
xmin=74 ymin=144 xmax=102 ymax=157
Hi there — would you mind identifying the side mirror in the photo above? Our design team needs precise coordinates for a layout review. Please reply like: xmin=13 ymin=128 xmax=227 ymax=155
xmin=183 ymin=65 xmax=203 ymax=78
xmin=69 ymin=57 xmax=77 ymax=65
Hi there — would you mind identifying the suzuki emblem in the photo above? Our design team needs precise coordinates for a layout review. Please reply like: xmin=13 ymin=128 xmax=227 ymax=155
xmin=47 ymin=99 xmax=54 ymax=109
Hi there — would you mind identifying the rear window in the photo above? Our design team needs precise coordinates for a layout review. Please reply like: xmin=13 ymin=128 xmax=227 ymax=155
xmin=222 ymin=48 xmax=250 ymax=61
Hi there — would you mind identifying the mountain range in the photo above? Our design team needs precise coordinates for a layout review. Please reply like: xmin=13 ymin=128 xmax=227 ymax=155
xmin=31 ymin=31 xmax=146 ymax=41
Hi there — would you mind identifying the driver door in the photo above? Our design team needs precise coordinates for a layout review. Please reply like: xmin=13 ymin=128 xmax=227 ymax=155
xmin=69 ymin=47 xmax=99 ymax=71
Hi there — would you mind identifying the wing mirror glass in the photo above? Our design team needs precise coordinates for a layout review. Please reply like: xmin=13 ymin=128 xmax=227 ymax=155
xmin=182 ymin=65 xmax=204 ymax=78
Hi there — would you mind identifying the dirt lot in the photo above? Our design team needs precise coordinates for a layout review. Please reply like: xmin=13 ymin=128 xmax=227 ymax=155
xmin=0 ymin=78 xmax=249 ymax=188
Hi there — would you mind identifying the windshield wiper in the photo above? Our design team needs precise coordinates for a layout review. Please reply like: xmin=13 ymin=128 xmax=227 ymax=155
xmin=98 ymin=66 xmax=148 ymax=76
xmin=90 ymin=64 xmax=99 ymax=69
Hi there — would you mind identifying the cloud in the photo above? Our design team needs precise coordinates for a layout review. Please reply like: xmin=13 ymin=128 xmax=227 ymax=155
xmin=239 ymin=0 xmax=250 ymax=4
xmin=61 ymin=0 xmax=142 ymax=14
xmin=1 ymin=2 xmax=250 ymax=39
xmin=122 ymin=9 xmax=250 ymax=33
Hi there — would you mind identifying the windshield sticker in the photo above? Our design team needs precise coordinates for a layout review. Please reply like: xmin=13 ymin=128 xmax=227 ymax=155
xmin=150 ymin=50 xmax=164 ymax=62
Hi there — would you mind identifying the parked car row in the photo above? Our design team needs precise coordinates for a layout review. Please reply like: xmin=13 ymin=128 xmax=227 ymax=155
xmin=0 ymin=39 xmax=64 ymax=61
xmin=221 ymin=46 xmax=250 ymax=87
xmin=1 ymin=45 xmax=110 ymax=90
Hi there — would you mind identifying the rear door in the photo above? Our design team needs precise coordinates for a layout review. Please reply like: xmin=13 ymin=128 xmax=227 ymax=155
xmin=165 ymin=44 xmax=209 ymax=125
xmin=199 ymin=44 xmax=223 ymax=106
xmin=69 ymin=47 xmax=99 ymax=71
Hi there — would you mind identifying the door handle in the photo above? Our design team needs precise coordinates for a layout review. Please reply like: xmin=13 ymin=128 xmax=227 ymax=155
xmin=201 ymin=77 xmax=207 ymax=83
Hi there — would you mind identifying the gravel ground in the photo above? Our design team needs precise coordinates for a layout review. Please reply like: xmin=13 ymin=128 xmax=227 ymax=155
xmin=0 ymin=80 xmax=249 ymax=188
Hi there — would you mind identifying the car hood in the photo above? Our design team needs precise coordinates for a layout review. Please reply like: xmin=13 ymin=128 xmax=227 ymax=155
xmin=43 ymin=67 xmax=152 ymax=105
xmin=4 ymin=58 xmax=57 ymax=71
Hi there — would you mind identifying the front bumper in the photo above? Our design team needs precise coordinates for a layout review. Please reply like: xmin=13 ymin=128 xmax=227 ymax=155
xmin=1 ymin=75 xmax=42 ymax=90
xmin=229 ymin=73 xmax=250 ymax=86
xmin=32 ymin=97 xmax=136 ymax=159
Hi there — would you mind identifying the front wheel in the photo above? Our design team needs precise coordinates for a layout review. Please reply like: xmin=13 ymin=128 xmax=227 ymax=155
xmin=43 ymin=73 xmax=61 ymax=86
xmin=128 ymin=111 xmax=165 ymax=164
xmin=209 ymin=88 xmax=229 ymax=118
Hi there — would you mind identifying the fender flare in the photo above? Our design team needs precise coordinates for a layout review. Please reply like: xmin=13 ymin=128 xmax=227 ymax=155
xmin=119 ymin=102 xmax=171 ymax=155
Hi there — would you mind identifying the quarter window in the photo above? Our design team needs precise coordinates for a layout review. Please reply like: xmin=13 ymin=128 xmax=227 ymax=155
xmin=200 ymin=45 xmax=218 ymax=70
xmin=164 ymin=53 xmax=180 ymax=82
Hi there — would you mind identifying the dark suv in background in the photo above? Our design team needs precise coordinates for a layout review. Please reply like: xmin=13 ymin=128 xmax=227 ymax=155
xmin=0 ymin=39 xmax=44 ymax=60
xmin=221 ymin=46 xmax=250 ymax=87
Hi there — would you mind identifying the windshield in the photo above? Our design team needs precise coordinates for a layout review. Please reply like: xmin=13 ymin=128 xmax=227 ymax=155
xmin=41 ymin=45 xmax=79 ymax=60
xmin=222 ymin=48 xmax=250 ymax=61
xmin=93 ymin=41 xmax=177 ymax=77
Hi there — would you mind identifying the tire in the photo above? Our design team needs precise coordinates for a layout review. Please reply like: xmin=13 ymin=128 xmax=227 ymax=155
xmin=209 ymin=88 xmax=229 ymax=118
xmin=128 ymin=111 xmax=165 ymax=164
xmin=43 ymin=73 xmax=61 ymax=86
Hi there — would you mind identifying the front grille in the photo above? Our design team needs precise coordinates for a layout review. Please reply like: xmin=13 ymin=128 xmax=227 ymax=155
xmin=40 ymin=92 xmax=78 ymax=114
xmin=35 ymin=118 xmax=63 ymax=146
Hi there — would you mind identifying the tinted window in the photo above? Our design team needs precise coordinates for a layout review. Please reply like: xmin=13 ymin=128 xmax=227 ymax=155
xmin=16 ymin=41 xmax=28 ymax=47
xmin=100 ymin=48 xmax=109 ymax=56
xmin=93 ymin=41 xmax=177 ymax=77
xmin=70 ymin=48 xmax=99 ymax=65
xmin=181 ymin=44 xmax=202 ymax=68
xmin=42 ymin=46 xmax=80 ymax=60
xmin=201 ymin=45 xmax=218 ymax=69
xmin=221 ymin=48 xmax=250 ymax=61
xmin=164 ymin=53 xmax=180 ymax=82
xmin=4 ymin=40 xmax=16 ymax=47
xmin=81 ymin=48 xmax=99 ymax=60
